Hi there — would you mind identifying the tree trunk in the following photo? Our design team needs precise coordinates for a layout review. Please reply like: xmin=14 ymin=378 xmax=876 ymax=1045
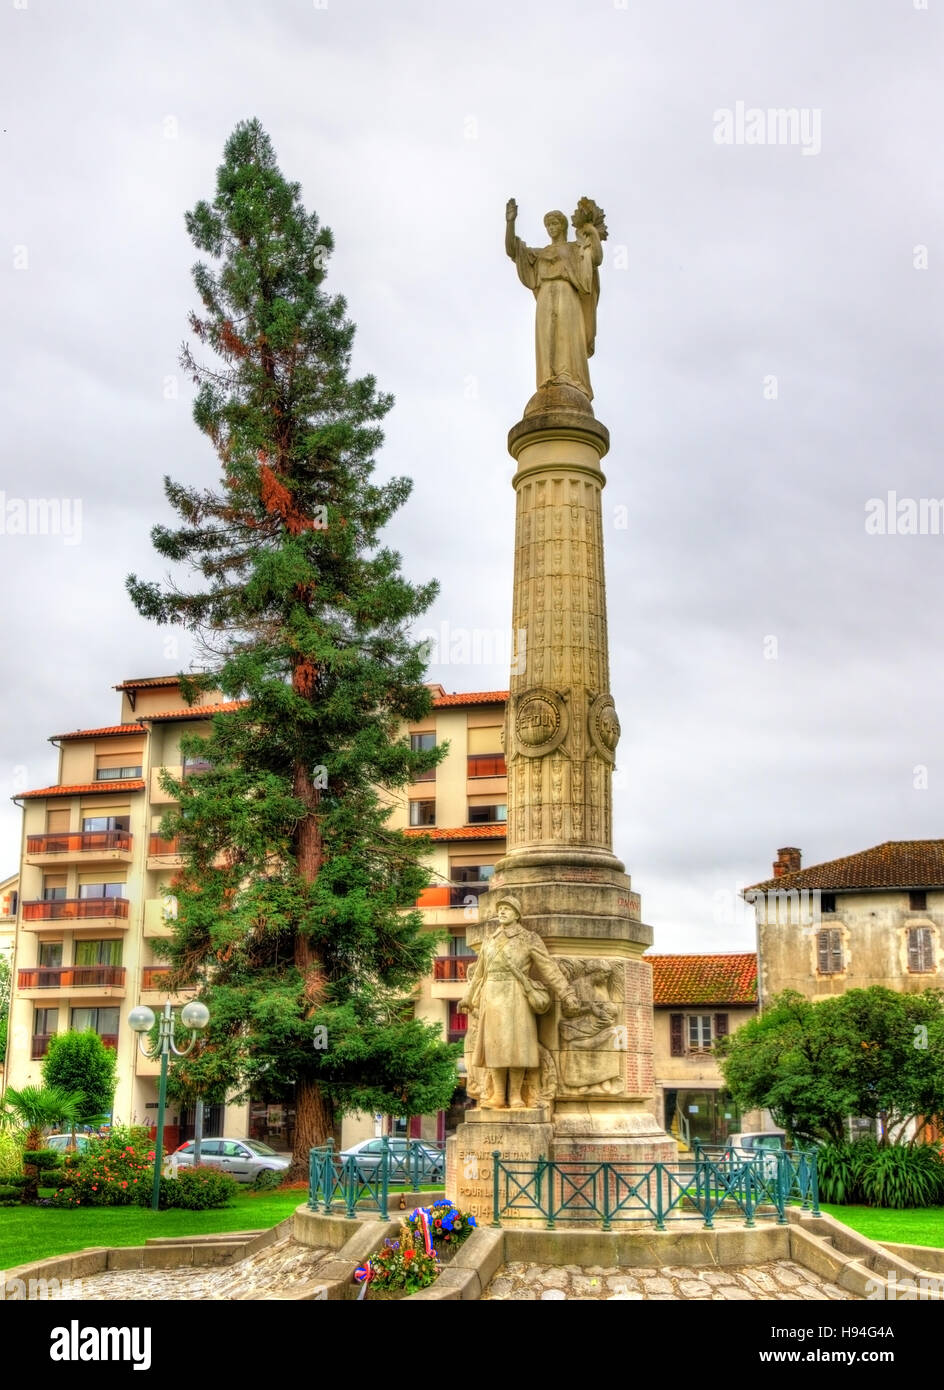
xmin=290 ymin=1076 xmax=335 ymax=1180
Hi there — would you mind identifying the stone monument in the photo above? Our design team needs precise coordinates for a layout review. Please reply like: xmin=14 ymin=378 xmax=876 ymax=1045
xmin=446 ymin=198 xmax=676 ymax=1224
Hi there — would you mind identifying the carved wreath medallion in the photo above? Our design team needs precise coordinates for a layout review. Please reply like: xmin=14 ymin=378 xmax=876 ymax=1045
xmin=513 ymin=687 xmax=568 ymax=758
xmin=588 ymin=692 xmax=620 ymax=763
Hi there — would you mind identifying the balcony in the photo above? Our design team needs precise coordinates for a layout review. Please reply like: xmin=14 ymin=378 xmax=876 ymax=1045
xmin=21 ymin=898 xmax=130 ymax=933
xmin=147 ymin=834 xmax=183 ymax=870
xmin=433 ymin=956 xmax=476 ymax=982
xmin=17 ymin=965 xmax=126 ymax=1000
xmin=139 ymin=966 xmax=196 ymax=1001
xmin=25 ymin=831 xmax=134 ymax=866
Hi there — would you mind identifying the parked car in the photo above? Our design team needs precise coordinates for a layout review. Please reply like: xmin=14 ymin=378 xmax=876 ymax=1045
xmin=339 ymin=1137 xmax=445 ymax=1184
xmin=727 ymin=1130 xmax=787 ymax=1178
xmin=45 ymin=1133 xmax=93 ymax=1155
xmin=170 ymin=1137 xmax=290 ymax=1183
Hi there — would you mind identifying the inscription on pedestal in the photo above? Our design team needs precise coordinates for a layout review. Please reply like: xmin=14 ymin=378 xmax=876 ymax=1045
xmin=447 ymin=1119 xmax=554 ymax=1224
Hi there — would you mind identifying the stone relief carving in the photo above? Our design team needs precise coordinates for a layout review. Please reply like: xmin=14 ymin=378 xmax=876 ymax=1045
xmin=588 ymin=691 xmax=620 ymax=763
xmin=555 ymin=958 xmax=626 ymax=1094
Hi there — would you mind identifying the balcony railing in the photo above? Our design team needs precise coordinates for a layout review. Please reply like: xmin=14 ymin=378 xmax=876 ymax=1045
xmin=449 ymin=882 xmax=489 ymax=907
xmin=467 ymin=754 xmax=506 ymax=778
xmin=18 ymin=966 xmax=126 ymax=990
xmin=140 ymin=966 xmax=195 ymax=991
xmin=433 ymin=955 xmax=477 ymax=982
xmin=31 ymin=1033 xmax=56 ymax=1059
xmin=26 ymin=831 xmax=132 ymax=855
xmin=22 ymin=898 xmax=130 ymax=922
xmin=148 ymin=834 xmax=180 ymax=856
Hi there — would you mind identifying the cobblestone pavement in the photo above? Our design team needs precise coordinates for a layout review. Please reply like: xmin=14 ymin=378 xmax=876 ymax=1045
xmin=483 ymin=1260 xmax=860 ymax=1300
xmin=48 ymin=1238 xmax=331 ymax=1300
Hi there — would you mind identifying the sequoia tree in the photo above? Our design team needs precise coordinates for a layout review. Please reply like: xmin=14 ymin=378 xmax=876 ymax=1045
xmin=127 ymin=119 xmax=458 ymax=1173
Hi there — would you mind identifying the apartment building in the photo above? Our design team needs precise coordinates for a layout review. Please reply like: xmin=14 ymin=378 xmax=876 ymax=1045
xmin=2 ymin=677 xmax=508 ymax=1149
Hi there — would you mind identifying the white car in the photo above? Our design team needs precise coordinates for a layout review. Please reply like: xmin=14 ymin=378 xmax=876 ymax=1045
xmin=728 ymin=1131 xmax=787 ymax=1179
xmin=171 ymin=1137 xmax=290 ymax=1182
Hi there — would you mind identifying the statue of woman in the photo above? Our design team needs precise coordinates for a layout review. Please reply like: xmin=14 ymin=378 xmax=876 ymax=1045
xmin=505 ymin=197 xmax=606 ymax=408
xmin=459 ymin=895 xmax=577 ymax=1109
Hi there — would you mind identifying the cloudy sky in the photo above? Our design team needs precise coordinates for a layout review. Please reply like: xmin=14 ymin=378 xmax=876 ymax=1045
xmin=2 ymin=0 xmax=942 ymax=952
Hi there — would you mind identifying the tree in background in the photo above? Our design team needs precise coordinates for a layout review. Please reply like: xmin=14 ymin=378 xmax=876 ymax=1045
xmin=42 ymin=1030 xmax=117 ymax=1125
xmin=717 ymin=987 xmax=944 ymax=1145
xmin=127 ymin=119 xmax=458 ymax=1174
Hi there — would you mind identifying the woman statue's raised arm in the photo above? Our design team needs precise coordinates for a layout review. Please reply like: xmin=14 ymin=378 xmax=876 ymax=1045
xmin=505 ymin=197 xmax=519 ymax=259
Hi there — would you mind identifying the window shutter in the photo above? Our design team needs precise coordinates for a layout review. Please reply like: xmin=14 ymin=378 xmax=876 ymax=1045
xmin=670 ymin=1013 xmax=684 ymax=1057
xmin=830 ymin=930 xmax=843 ymax=973
xmin=818 ymin=929 xmax=842 ymax=974
xmin=909 ymin=928 xmax=933 ymax=972
xmin=714 ymin=1013 xmax=729 ymax=1040
xmin=817 ymin=930 xmax=830 ymax=973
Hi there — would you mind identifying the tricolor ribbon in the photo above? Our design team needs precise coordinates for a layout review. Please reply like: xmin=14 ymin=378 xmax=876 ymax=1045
xmin=354 ymin=1260 xmax=374 ymax=1300
xmin=416 ymin=1206 xmax=434 ymax=1256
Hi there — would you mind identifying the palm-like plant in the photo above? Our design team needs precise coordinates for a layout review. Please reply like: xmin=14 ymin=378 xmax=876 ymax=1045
xmin=0 ymin=1084 xmax=82 ymax=1150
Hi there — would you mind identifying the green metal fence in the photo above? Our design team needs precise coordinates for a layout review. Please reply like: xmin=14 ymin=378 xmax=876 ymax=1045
xmin=308 ymin=1138 xmax=446 ymax=1220
xmin=489 ymin=1146 xmax=819 ymax=1230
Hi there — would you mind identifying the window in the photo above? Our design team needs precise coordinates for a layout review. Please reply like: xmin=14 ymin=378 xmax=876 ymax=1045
xmin=75 ymin=939 xmax=122 ymax=967
xmin=452 ymin=864 xmax=495 ymax=883
xmin=34 ymin=1007 xmax=58 ymax=1034
xmin=450 ymin=934 xmax=469 ymax=956
xmin=910 ymin=891 xmax=928 ymax=912
xmin=409 ymin=800 xmax=436 ymax=827
xmin=38 ymin=942 xmax=63 ymax=967
xmin=820 ymin=893 xmax=837 ymax=914
xmin=79 ymin=882 xmax=126 ymax=900
xmin=70 ymin=1006 xmax=120 ymax=1035
xmin=670 ymin=1013 xmax=729 ymax=1056
xmin=95 ymin=765 xmax=142 ymax=781
xmin=467 ymin=753 xmax=506 ymax=778
xmin=82 ymin=815 xmax=131 ymax=833
xmin=410 ymin=732 xmax=436 ymax=782
xmin=42 ymin=877 xmax=67 ymax=901
xmin=908 ymin=927 xmax=934 ymax=973
xmin=817 ymin=928 xmax=843 ymax=974
xmin=467 ymin=803 xmax=507 ymax=824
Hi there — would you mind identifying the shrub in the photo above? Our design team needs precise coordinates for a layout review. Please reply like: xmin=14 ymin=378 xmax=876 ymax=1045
xmin=136 ymin=1167 xmax=237 ymax=1210
xmin=859 ymin=1144 xmax=944 ymax=1209
xmin=817 ymin=1138 xmax=944 ymax=1209
xmin=0 ymin=1184 xmax=21 ymax=1207
xmin=252 ymin=1167 xmax=282 ymax=1192
xmin=171 ymin=1166 xmax=238 ymax=1210
xmin=0 ymin=1131 xmax=23 ymax=1182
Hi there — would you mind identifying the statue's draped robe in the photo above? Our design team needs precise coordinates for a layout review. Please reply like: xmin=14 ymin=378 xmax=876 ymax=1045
xmin=467 ymin=926 xmax=570 ymax=1070
xmin=513 ymin=236 xmax=598 ymax=400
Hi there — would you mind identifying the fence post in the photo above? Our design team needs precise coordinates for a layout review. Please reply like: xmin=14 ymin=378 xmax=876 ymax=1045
xmin=379 ymin=1134 xmax=390 ymax=1221
xmin=491 ymin=1150 xmax=501 ymax=1228
xmin=810 ymin=1148 xmax=821 ymax=1218
xmin=743 ymin=1162 xmax=755 ymax=1229
xmin=601 ymin=1162 xmax=611 ymax=1231
xmin=775 ymin=1151 xmax=788 ymax=1224
xmin=655 ymin=1162 xmax=666 ymax=1232
xmin=308 ymin=1148 xmax=317 ymax=1210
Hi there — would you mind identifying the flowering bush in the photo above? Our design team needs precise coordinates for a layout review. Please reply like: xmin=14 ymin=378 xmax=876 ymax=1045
xmin=164 ymin=1166 xmax=238 ymax=1210
xmin=407 ymin=1198 xmax=477 ymax=1250
xmin=358 ymin=1236 xmax=440 ymax=1296
xmin=52 ymin=1136 xmax=156 ymax=1207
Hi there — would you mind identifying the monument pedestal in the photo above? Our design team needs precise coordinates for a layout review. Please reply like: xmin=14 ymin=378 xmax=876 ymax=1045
xmin=447 ymin=1108 xmax=553 ymax=1228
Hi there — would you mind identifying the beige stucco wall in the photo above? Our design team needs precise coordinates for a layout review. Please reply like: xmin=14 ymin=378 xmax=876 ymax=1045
xmin=756 ymin=889 xmax=944 ymax=1006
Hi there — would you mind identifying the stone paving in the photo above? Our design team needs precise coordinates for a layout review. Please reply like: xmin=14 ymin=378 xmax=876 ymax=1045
xmin=483 ymin=1260 xmax=860 ymax=1300
xmin=47 ymin=1238 xmax=331 ymax=1300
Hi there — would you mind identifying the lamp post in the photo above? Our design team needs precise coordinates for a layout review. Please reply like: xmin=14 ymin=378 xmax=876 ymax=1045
xmin=128 ymin=999 xmax=210 ymax=1212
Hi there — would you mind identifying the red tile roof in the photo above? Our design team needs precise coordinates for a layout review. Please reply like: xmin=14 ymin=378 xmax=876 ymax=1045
xmin=403 ymin=824 xmax=507 ymax=841
xmin=746 ymin=840 xmax=944 ymax=893
xmin=140 ymin=701 xmax=247 ymax=722
xmin=15 ymin=780 xmax=146 ymax=801
xmin=432 ymin=691 xmax=509 ymax=708
xmin=646 ymin=953 xmax=758 ymax=1007
xmin=51 ymin=724 xmax=146 ymax=742
xmin=114 ymin=676 xmax=188 ymax=690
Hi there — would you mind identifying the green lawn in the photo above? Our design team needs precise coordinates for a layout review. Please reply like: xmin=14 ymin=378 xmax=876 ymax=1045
xmin=0 ymin=1189 xmax=305 ymax=1270
xmin=820 ymin=1203 xmax=944 ymax=1248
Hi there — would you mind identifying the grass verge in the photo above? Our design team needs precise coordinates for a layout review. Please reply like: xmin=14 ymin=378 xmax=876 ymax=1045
xmin=819 ymin=1203 xmax=944 ymax=1248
